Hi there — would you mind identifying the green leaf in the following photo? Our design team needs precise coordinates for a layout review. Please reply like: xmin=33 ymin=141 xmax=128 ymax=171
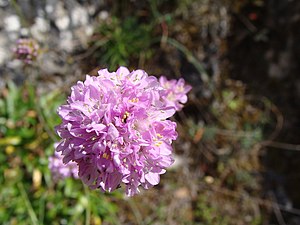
xmin=0 ymin=136 xmax=21 ymax=145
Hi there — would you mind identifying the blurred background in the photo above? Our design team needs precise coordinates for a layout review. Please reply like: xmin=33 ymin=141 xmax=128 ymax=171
xmin=1 ymin=0 xmax=300 ymax=224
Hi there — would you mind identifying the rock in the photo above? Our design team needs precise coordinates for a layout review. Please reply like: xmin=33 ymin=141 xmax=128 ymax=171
xmin=98 ymin=10 xmax=109 ymax=21
xmin=71 ymin=5 xmax=88 ymax=27
xmin=268 ymin=51 xmax=291 ymax=80
xmin=74 ymin=25 xmax=93 ymax=48
xmin=0 ymin=33 xmax=11 ymax=66
xmin=0 ymin=0 xmax=9 ymax=7
xmin=39 ymin=52 xmax=68 ymax=75
xmin=30 ymin=17 xmax=50 ymax=42
xmin=4 ymin=15 xmax=21 ymax=32
xmin=53 ymin=2 xmax=70 ymax=31
xmin=0 ymin=0 xmax=102 ymax=72
xmin=59 ymin=31 xmax=74 ymax=52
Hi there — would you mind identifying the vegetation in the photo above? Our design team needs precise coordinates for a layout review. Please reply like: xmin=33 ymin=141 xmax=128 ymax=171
xmin=1 ymin=0 xmax=299 ymax=224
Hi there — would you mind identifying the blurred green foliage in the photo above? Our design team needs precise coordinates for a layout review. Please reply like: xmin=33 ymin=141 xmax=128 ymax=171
xmin=91 ymin=16 xmax=154 ymax=70
xmin=176 ymin=77 xmax=274 ymax=224
xmin=194 ymin=192 xmax=262 ymax=225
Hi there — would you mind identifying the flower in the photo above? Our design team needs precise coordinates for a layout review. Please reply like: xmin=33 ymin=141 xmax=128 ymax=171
xmin=159 ymin=76 xmax=192 ymax=111
xmin=13 ymin=38 xmax=39 ymax=64
xmin=48 ymin=144 xmax=79 ymax=181
xmin=55 ymin=67 xmax=190 ymax=196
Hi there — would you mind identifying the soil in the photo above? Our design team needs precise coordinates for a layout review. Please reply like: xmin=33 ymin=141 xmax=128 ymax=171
xmin=228 ymin=0 xmax=300 ymax=223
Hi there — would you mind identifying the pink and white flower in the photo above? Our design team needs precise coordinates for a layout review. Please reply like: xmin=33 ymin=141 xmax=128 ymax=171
xmin=55 ymin=67 xmax=191 ymax=196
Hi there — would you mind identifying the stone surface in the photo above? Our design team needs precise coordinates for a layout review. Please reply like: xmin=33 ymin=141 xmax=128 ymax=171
xmin=0 ymin=1 xmax=105 ymax=84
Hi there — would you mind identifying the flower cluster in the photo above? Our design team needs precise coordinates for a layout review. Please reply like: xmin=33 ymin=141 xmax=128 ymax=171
xmin=49 ymin=144 xmax=79 ymax=181
xmin=55 ymin=67 xmax=191 ymax=196
xmin=159 ymin=76 xmax=192 ymax=111
xmin=13 ymin=38 xmax=39 ymax=64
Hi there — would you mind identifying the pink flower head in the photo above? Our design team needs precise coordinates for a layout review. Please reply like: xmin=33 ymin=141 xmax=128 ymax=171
xmin=159 ymin=76 xmax=192 ymax=111
xmin=13 ymin=38 xmax=39 ymax=64
xmin=55 ymin=67 xmax=190 ymax=196
xmin=49 ymin=144 xmax=79 ymax=181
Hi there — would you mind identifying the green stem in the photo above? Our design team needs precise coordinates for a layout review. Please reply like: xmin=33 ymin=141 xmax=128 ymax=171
xmin=11 ymin=0 xmax=29 ymax=28
xmin=38 ymin=191 xmax=47 ymax=225
xmin=128 ymin=199 xmax=144 ymax=225
xmin=166 ymin=38 xmax=210 ymax=83
xmin=18 ymin=182 xmax=39 ymax=225
xmin=83 ymin=184 xmax=91 ymax=225
xmin=26 ymin=66 xmax=58 ymax=142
